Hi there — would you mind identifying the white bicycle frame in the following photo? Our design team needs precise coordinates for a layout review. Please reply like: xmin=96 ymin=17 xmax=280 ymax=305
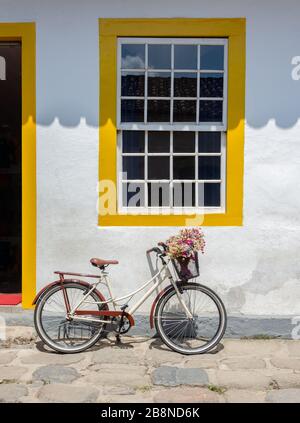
xmin=70 ymin=256 xmax=193 ymax=324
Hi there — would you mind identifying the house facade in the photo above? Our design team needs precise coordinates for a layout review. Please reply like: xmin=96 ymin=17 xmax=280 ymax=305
xmin=0 ymin=0 xmax=300 ymax=335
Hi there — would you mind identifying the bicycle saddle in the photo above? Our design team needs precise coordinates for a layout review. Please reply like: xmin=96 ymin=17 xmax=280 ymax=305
xmin=90 ymin=258 xmax=119 ymax=268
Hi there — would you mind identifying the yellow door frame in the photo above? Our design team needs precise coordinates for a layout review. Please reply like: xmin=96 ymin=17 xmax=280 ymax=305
xmin=0 ymin=23 xmax=36 ymax=308
xmin=99 ymin=18 xmax=246 ymax=226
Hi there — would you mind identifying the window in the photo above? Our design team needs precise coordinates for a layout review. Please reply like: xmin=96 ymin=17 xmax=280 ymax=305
xmin=98 ymin=18 xmax=246 ymax=226
xmin=117 ymin=38 xmax=227 ymax=213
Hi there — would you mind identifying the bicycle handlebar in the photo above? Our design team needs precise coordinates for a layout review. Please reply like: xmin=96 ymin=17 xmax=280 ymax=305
xmin=146 ymin=242 xmax=168 ymax=256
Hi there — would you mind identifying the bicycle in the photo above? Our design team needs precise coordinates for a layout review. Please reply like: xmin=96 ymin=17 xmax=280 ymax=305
xmin=33 ymin=242 xmax=227 ymax=355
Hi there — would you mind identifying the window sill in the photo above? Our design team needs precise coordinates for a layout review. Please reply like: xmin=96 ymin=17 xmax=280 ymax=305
xmin=98 ymin=213 xmax=242 ymax=227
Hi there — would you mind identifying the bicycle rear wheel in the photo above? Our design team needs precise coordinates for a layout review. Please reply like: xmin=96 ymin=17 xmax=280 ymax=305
xmin=34 ymin=282 xmax=108 ymax=353
xmin=154 ymin=282 xmax=227 ymax=355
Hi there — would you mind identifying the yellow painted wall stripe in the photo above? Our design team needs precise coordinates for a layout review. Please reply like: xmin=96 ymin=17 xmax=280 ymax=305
xmin=0 ymin=23 xmax=36 ymax=308
xmin=98 ymin=18 xmax=246 ymax=226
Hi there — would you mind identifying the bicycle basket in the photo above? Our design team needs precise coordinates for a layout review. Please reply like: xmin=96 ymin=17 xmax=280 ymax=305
xmin=171 ymin=252 xmax=199 ymax=281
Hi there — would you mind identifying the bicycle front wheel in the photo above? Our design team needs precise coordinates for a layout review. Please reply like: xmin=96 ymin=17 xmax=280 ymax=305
xmin=154 ymin=282 xmax=227 ymax=355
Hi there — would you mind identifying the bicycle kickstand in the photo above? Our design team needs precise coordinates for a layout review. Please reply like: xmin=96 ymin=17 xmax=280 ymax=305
xmin=115 ymin=304 xmax=128 ymax=344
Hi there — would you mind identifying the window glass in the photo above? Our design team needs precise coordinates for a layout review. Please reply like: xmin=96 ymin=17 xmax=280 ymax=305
xmin=198 ymin=156 xmax=221 ymax=180
xmin=148 ymin=132 xmax=170 ymax=153
xmin=122 ymin=44 xmax=145 ymax=69
xmin=200 ymin=73 xmax=223 ymax=98
xmin=148 ymin=156 xmax=170 ymax=180
xmin=121 ymin=99 xmax=144 ymax=122
xmin=174 ymin=45 xmax=197 ymax=70
xmin=198 ymin=132 xmax=221 ymax=153
xmin=122 ymin=156 xmax=144 ymax=179
xmin=122 ymin=131 xmax=145 ymax=153
xmin=199 ymin=100 xmax=223 ymax=122
xmin=148 ymin=183 xmax=170 ymax=207
xmin=173 ymin=157 xmax=195 ymax=180
xmin=174 ymin=73 xmax=197 ymax=97
xmin=148 ymin=44 xmax=171 ymax=69
xmin=148 ymin=100 xmax=170 ymax=122
xmin=148 ymin=72 xmax=171 ymax=97
xmin=121 ymin=72 xmax=145 ymax=97
xmin=122 ymin=183 xmax=145 ymax=207
xmin=173 ymin=132 xmax=195 ymax=153
xmin=200 ymin=45 xmax=224 ymax=70
xmin=173 ymin=100 xmax=196 ymax=122
xmin=198 ymin=183 xmax=221 ymax=207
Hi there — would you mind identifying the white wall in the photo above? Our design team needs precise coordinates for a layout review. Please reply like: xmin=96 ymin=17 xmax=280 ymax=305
xmin=1 ymin=0 xmax=300 ymax=315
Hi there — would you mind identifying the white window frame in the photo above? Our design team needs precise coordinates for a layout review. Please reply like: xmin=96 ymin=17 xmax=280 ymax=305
xmin=116 ymin=37 xmax=228 ymax=214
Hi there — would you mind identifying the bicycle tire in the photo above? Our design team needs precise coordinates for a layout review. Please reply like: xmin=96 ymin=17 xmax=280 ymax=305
xmin=34 ymin=282 xmax=108 ymax=353
xmin=154 ymin=282 xmax=227 ymax=355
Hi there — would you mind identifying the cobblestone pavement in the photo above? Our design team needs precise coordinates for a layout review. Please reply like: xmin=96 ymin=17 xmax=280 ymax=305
xmin=1 ymin=327 xmax=300 ymax=403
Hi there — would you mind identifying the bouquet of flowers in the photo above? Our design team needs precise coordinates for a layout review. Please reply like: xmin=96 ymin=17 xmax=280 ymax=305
xmin=163 ymin=228 xmax=205 ymax=280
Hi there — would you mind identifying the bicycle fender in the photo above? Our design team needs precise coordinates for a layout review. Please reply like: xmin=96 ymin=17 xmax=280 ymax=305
xmin=149 ymin=284 xmax=174 ymax=329
xmin=32 ymin=279 xmax=107 ymax=305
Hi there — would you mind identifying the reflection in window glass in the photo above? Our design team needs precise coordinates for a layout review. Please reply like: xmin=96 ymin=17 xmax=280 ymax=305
xmin=148 ymin=156 xmax=170 ymax=180
xmin=122 ymin=131 xmax=145 ymax=153
xmin=173 ymin=132 xmax=195 ymax=153
xmin=199 ymin=100 xmax=223 ymax=122
xmin=198 ymin=132 xmax=221 ymax=153
xmin=122 ymin=183 xmax=145 ymax=207
xmin=121 ymin=44 xmax=145 ymax=69
xmin=198 ymin=156 xmax=221 ymax=180
xmin=174 ymin=73 xmax=197 ymax=97
xmin=148 ymin=100 xmax=170 ymax=122
xmin=198 ymin=183 xmax=221 ymax=207
xmin=148 ymin=132 xmax=170 ymax=153
xmin=200 ymin=73 xmax=223 ymax=98
xmin=174 ymin=45 xmax=197 ymax=70
xmin=148 ymin=45 xmax=171 ymax=69
xmin=121 ymin=72 xmax=145 ymax=97
xmin=121 ymin=99 xmax=144 ymax=122
xmin=173 ymin=100 xmax=196 ymax=122
xmin=200 ymin=45 xmax=224 ymax=70
xmin=148 ymin=183 xmax=170 ymax=207
xmin=148 ymin=72 xmax=171 ymax=97
xmin=173 ymin=157 xmax=195 ymax=180
xmin=123 ymin=156 xmax=144 ymax=179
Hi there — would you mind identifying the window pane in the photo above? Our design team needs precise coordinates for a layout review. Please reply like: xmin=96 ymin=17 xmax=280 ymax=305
xmin=200 ymin=73 xmax=223 ymax=98
xmin=173 ymin=132 xmax=195 ymax=153
xmin=121 ymin=72 xmax=145 ymax=97
xmin=174 ymin=45 xmax=197 ymax=70
xmin=148 ymin=131 xmax=170 ymax=153
xmin=121 ymin=99 xmax=144 ymax=122
xmin=122 ymin=131 xmax=144 ymax=153
xmin=148 ymin=183 xmax=170 ymax=207
xmin=148 ymin=44 xmax=171 ymax=69
xmin=122 ymin=183 xmax=145 ymax=207
xmin=122 ymin=156 xmax=144 ymax=179
xmin=148 ymin=156 xmax=170 ymax=180
xmin=198 ymin=156 xmax=220 ymax=180
xmin=174 ymin=73 xmax=197 ymax=97
xmin=148 ymin=100 xmax=170 ymax=122
xmin=200 ymin=45 xmax=224 ymax=70
xmin=173 ymin=157 xmax=195 ymax=180
xmin=199 ymin=100 xmax=223 ymax=122
xmin=121 ymin=44 xmax=145 ymax=69
xmin=173 ymin=182 xmax=195 ymax=207
xmin=198 ymin=132 xmax=221 ymax=153
xmin=148 ymin=72 xmax=171 ymax=97
xmin=173 ymin=100 xmax=196 ymax=122
xmin=198 ymin=183 xmax=221 ymax=207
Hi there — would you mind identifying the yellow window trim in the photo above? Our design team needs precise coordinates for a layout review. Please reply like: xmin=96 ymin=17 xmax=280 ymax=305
xmin=99 ymin=18 xmax=246 ymax=226
xmin=0 ymin=23 xmax=36 ymax=308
